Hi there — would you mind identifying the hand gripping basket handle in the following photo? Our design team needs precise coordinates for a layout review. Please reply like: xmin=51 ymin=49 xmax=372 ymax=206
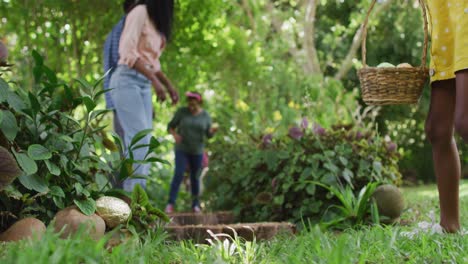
xmin=361 ymin=0 xmax=429 ymax=68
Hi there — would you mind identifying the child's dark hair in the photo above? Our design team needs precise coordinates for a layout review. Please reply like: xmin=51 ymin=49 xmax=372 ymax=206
xmin=137 ymin=0 xmax=174 ymax=41
xmin=122 ymin=0 xmax=136 ymax=13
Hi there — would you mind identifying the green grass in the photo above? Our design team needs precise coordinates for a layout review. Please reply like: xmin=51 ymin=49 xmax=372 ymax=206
xmin=1 ymin=181 xmax=467 ymax=264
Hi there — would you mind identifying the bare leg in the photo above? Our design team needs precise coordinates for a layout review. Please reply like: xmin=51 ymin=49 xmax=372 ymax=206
xmin=455 ymin=69 xmax=468 ymax=141
xmin=425 ymin=79 xmax=460 ymax=233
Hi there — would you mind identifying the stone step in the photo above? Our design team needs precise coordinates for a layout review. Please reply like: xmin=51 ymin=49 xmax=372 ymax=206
xmin=165 ymin=222 xmax=296 ymax=243
xmin=167 ymin=211 xmax=235 ymax=226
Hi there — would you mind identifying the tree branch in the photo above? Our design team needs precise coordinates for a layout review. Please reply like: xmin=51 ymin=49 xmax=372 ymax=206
xmin=334 ymin=0 xmax=393 ymax=80
xmin=241 ymin=0 xmax=256 ymax=33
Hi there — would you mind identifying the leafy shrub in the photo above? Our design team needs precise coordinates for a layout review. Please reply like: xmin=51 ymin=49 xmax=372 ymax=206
xmin=0 ymin=52 xmax=166 ymax=232
xmin=204 ymin=122 xmax=401 ymax=225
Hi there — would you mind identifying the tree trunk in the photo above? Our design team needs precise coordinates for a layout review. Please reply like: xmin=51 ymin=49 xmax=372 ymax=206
xmin=303 ymin=0 xmax=321 ymax=75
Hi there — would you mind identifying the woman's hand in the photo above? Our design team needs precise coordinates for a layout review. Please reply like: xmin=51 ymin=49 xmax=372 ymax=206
xmin=209 ymin=123 xmax=219 ymax=134
xmin=167 ymin=86 xmax=179 ymax=105
xmin=156 ymin=71 xmax=178 ymax=105
xmin=151 ymin=78 xmax=167 ymax=102
xmin=132 ymin=59 xmax=167 ymax=103
xmin=173 ymin=133 xmax=182 ymax=144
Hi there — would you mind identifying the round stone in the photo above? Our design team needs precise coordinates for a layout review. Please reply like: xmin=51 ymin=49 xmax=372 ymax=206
xmin=96 ymin=196 xmax=131 ymax=228
xmin=53 ymin=206 xmax=105 ymax=240
xmin=0 ymin=218 xmax=46 ymax=242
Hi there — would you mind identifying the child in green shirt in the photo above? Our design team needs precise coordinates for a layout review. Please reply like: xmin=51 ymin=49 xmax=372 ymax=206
xmin=165 ymin=92 xmax=218 ymax=213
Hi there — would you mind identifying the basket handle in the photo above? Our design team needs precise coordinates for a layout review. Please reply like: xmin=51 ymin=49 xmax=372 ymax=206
xmin=361 ymin=0 xmax=429 ymax=68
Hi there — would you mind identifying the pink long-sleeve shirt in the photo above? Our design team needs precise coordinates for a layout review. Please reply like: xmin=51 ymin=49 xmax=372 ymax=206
xmin=118 ymin=5 xmax=166 ymax=71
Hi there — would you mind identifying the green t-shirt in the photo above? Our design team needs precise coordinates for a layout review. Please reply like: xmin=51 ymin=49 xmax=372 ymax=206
xmin=167 ymin=107 xmax=213 ymax=154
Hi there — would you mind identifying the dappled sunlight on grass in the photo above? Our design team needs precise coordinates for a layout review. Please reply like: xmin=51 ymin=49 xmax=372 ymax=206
xmin=403 ymin=180 xmax=468 ymax=199
xmin=417 ymin=189 xmax=439 ymax=198
xmin=460 ymin=182 xmax=468 ymax=198
xmin=400 ymin=180 xmax=468 ymax=228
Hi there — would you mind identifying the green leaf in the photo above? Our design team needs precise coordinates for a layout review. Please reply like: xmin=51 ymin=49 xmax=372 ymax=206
xmin=147 ymin=205 xmax=170 ymax=222
xmin=45 ymin=160 xmax=61 ymax=176
xmin=373 ymin=161 xmax=382 ymax=174
xmin=73 ymin=182 xmax=90 ymax=197
xmin=306 ymin=184 xmax=316 ymax=195
xmin=28 ymin=144 xmax=52 ymax=160
xmin=370 ymin=199 xmax=380 ymax=224
xmin=273 ymin=195 xmax=284 ymax=205
xmin=0 ymin=110 xmax=18 ymax=141
xmin=130 ymin=129 xmax=153 ymax=147
xmin=90 ymin=109 xmax=111 ymax=121
xmin=3 ymin=185 xmax=22 ymax=199
xmin=339 ymin=156 xmax=348 ymax=166
xmin=43 ymin=65 xmax=58 ymax=84
xmin=74 ymin=198 xmax=96 ymax=216
xmin=60 ymin=113 xmax=81 ymax=127
xmin=342 ymin=168 xmax=354 ymax=187
xmin=324 ymin=162 xmax=339 ymax=174
xmin=90 ymin=125 xmax=107 ymax=133
xmin=59 ymin=155 xmax=69 ymax=174
xmin=49 ymin=137 xmax=74 ymax=153
xmin=41 ymin=112 xmax=62 ymax=130
xmin=74 ymin=182 xmax=84 ymax=194
xmin=53 ymin=197 xmax=65 ymax=209
xmin=32 ymin=50 xmax=44 ymax=66
xmin=81 ymin=96 xmax=96 ymax=112
xmin=33 ymin=66 xmax=43 ymax=82
xmin=79 ymin=141 xmax=91 ymax=158
xmin=50 ymin=186 xmax=66 ymax=198
xmin=148 ymin=137 xmax=161 ymax=152
xmin=129 ymin=143 xmax=151 ymax=151
xmin=75 ymin=78 xmax=92 ymax=90
xmin=95 ymin=88 xmax=112 ymax=99
xmin=356 ymin=182 xmax=378 ymax=219
xmin=95 ymin=173 xmax=108 ymax=190
xmin=92 ymin=73 xmax=109 ymax=91
xmin=119 ymin=159 xmax=133 ymax=180
xmin=0 ymin=111 xmax=3 ymax=127
xmin=13 ymin=151 xmax=38 ymax=175
xmin=300 ymin=167 xmax=313 ymax=180
xmin=131 ymin=184 xmax=149 ymax=208
xmin=0 ymin=78 xmax=9 ymax=102
xmin=110 ymin=131 xmax=124 ymax=153
xmin=28 ymin=92 xmax=41 ymax=115
xmin=18 ymin=174 xmax=49 ymax=193
xmin=7 ymin=92 xmax=26 ymax=112
xmin=139 ymin=157 xmax=170 ymax=165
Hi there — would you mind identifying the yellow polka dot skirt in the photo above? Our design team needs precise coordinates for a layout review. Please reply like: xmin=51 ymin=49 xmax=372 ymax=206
xmin=426 ymin=0 xmax=468 ymax=82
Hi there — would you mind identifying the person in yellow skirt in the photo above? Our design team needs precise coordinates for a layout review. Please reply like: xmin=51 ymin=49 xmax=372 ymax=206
xmin=424 ymin=0 xmax=468 ymax=233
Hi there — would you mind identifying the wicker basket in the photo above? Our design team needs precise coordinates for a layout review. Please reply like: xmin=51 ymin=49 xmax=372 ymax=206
xmin=358 ymin=0 xmax=429 ymax=105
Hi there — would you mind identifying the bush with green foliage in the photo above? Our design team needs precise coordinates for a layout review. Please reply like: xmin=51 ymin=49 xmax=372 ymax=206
xmin=0 ymin=52 xmax=167 ymax=233
xmin=204 ymin=121 xmax=401 ymax=225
